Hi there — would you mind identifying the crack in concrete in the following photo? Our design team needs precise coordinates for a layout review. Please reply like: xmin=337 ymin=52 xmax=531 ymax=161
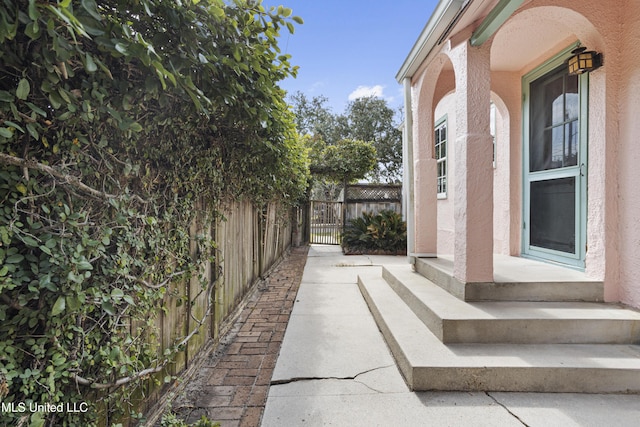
xmin=486 ymin=392 xmax=530 ymax=426
xmin=270 ymin=364 xmax=394 ymax=393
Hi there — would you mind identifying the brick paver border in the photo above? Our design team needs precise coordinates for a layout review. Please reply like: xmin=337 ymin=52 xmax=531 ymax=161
xmin=158 ymin=245 xmax=309 ymax=427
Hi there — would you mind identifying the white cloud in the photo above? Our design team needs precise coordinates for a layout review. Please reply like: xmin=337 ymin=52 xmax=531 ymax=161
xmin=309 ymin=81 xmax=326 ymax=93
xmin=348 ymin=85 xmax=385 ymax=101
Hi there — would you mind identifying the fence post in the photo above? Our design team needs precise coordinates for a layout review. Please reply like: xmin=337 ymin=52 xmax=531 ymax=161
xmin=342 ymin=181 xmax=348 ymax=240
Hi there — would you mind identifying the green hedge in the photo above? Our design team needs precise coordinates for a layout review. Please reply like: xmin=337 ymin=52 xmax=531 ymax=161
xmin=0 ymin=1 xmax=307 ymax=425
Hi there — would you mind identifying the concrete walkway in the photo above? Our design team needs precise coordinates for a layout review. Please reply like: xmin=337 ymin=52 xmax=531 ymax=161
xmin=262 ymin=245 xmax=640 ymax=427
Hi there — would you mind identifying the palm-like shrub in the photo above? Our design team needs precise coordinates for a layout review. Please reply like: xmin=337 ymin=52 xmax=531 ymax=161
xmin=342 ymin=210 xmax=407 ymax=254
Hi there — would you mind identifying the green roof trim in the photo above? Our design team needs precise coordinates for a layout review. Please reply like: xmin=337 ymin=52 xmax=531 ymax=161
xmin=470 ymin=0 xmax=524 ymax=46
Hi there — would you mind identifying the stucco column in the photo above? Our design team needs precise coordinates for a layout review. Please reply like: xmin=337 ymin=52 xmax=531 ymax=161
xmin=411 ymin=73 xmax=437 ymax=257
xmin=413 ymin=155 xmax=437 ymax=256
xmin=451 ymin=41 xmax=493 ymax=282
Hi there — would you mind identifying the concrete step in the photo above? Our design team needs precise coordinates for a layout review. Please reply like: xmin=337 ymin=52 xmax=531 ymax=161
xmin=414 ymin=256 xmax=604 ymax=302
xmin=357 ymin=271 xmax=640 ymax=393
xmin=383 ymin=265 xmax=640 ymax=344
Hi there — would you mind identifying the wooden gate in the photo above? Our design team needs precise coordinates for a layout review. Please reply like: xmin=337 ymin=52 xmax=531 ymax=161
xmin=310 ymin=201 xmax=343 ymax=244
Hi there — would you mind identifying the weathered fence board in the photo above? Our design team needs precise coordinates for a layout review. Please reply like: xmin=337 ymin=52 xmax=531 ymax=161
xmin=140 ymin=200 xmax=295 ymax=422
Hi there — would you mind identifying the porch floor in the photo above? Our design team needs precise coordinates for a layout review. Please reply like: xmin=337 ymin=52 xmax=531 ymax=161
xmin=419 ymin=254 xmax=595 ymax=283
xmin=414 ymin=254 xmax=603 ymax=302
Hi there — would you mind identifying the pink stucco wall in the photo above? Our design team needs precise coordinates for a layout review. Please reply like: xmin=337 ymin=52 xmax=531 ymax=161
xmin=434 ymin=93 xmax=455 ymax=254
xmin=433 ymin=87 xmax=515 ymax=257
xmin=617 ymin=0 xmax=640 ymax=307
xmin=409 ymin=0 xmax=640 ymax=307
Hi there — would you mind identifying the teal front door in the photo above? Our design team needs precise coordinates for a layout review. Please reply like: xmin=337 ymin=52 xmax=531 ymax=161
xmin=523 ymin=50 xmax=587 ymax=268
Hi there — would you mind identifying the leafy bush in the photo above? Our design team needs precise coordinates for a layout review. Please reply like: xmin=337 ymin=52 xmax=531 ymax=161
xmin=0 ymin=0 xmax=306 ymax=425
xmin=341 ymin=210 xmax=407 ymax=254
xmin=161 ymin=413 xmax=220 ymax=427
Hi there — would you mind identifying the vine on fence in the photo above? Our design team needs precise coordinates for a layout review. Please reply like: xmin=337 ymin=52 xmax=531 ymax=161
xmin=0 ymin=0 xmax=308 ymax=425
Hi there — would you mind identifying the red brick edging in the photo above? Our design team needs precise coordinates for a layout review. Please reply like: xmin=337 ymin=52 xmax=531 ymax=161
xmin=164 ymin=245 xmax=309 ymax=427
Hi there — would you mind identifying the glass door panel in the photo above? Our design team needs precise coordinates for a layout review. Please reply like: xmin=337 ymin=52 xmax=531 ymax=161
xmin=529 ymin=68 xmax=579 ymax=172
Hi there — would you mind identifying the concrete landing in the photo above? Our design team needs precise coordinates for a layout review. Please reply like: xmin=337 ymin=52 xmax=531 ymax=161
xmin=262 ymin=245 xmax=640 ymax=426
xmin=415 ymin=255 xmax=604 ymax=302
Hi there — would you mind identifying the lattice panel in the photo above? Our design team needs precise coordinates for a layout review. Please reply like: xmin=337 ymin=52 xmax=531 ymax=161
xmin=346 ymin=184 xmax=402 ymax=202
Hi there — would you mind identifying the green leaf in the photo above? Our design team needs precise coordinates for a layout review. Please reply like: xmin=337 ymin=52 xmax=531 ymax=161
xmin=22 ymin=236 xmax=38 ymax=247
xmin=16 ymin=79 xmax=30 ymax=100
xmin=115 ymin=42 xmax=128 ymax=55
xmin=102 ymin=301 xmax=115 ymax=315
xmin=26 ymin=123 xmax=39 ymax=140
xmin=6 ymin=254 xmax=24 ymax=264
xmin=286 ymin=22 xmax=295 ymax=34
xmin=4 ymin=121 xmax=24 ymax=133
xmin=0 ymin=128 xmax=13 ymax=138
xmin=51 ymin=296 xmax=66 ymax=316
xmin=76 ymin=260 xmax=93 ymax=271
xmin=67 ymin=296 xmax=81 ymax=311
xmin=28 ymin=0 xmax=41 ymax=20
xmin=25 ymin=21 xmax=41 ymax=39
xmin=111 ymin=288 xmax=124 ymax=299
xmin=281 ymin=7 xmax=292 ymax=17
xmin=81 ymin=0 xmax=103 ymax=21
xmin=0 ymin=90 xmax=14 ymax=102
xmin=26 ymin=102 xmax=46 ymax=116
xmin=29 ymin=412 xmax=45 ymax=427
xmin=85 ymin=53 xmax=98 ymax=72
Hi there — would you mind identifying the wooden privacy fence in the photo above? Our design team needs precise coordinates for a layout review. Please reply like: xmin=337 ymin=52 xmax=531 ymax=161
xmin=344 ymin=183 xmax=402 ymax=223
xmin=141 ymin=200 xmax=295 ymax=417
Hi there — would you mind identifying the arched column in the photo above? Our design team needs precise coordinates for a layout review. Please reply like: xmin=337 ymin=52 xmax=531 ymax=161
xmin=411 ymin=55 xmax=453 ymax=257
xmin=449 ymin=40 xmax=494 ymax=283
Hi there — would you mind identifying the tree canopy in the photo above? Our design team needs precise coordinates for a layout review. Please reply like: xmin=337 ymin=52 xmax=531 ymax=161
xmin=289 ymin=91 xmax=403 ymax=183
xmin=311 ymin=138 xmax=377 ymax=184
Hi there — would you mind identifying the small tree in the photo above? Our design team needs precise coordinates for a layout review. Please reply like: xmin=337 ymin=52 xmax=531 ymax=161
xmin=303 ymin=137 xmax=376 ymax=202
xmin=320 ymin=139 xmax=377 ymax=184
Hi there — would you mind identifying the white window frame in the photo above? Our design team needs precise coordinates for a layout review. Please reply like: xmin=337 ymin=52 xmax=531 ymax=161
xmin=490 ymin=102 xmax=496 ymax=168
xmin=434 ymin=115 xmax=447 ymax=199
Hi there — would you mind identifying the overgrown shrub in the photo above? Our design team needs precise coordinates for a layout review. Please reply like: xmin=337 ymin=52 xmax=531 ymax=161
xmin=0 ymin=0 xmax=307 ymax=425
xmin=341 ymin=210 xmax=407 ymax=254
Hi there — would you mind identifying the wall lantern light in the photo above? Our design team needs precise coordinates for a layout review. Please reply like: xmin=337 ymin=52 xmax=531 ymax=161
xmin=567 ymin=46 xmax=603 ymax=75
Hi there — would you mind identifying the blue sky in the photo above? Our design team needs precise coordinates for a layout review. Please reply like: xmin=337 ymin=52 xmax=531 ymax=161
xmin=266 ymin=0 xmax=440 ymax=115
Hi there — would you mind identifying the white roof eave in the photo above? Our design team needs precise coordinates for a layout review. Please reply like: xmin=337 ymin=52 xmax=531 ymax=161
xmin=395 ymin=0 xmax=471 ymax=82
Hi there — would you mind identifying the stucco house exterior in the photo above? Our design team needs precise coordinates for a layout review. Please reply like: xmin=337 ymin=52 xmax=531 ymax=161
xmin=398 ymin=0 xmax=640 ymax=308
xmin=357 ymin=0 xmax=640 ymax=393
